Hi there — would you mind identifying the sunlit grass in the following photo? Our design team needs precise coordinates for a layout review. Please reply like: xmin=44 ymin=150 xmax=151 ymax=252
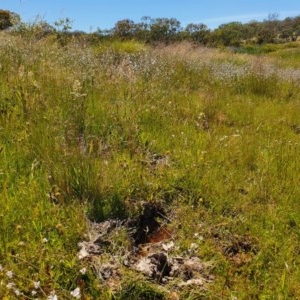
xmin=1 ymin=33 xmax=300 ymax=298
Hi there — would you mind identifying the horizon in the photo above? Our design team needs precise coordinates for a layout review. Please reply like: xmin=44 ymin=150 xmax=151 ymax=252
xmin=0 ymin=0 xmax=300 ymax=32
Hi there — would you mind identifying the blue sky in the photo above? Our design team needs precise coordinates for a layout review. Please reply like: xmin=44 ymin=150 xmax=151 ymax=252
xmin=1 ymin=0 xmax=300 ymax=32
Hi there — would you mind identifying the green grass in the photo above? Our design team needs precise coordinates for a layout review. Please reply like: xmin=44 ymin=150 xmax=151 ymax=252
xmin=1 ymin=32 xmax=300 ymax=299
xmin=237 ymin=41 xmax=300 ymax=55
xmin=94 ymin=39 xmax=148 ymax=54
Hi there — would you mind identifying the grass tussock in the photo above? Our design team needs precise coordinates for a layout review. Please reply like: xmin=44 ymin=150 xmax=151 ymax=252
xmin=1 ymin=33 xmax=300 ymax=299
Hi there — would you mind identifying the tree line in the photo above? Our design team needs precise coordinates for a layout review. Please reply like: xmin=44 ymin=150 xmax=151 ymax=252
xmin=1 ymin=9 xmax=300 ymax=46
xmin=103 ymin=14 xmax=300 ymax=46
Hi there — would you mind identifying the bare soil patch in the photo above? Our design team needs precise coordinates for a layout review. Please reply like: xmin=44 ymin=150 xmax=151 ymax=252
xmin=78 ymin=202 xmax=213 ymax=293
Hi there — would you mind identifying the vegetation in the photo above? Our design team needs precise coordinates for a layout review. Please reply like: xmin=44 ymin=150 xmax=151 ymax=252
xmin=1 ymin=9 xmax=300 ymax=46
xmin=0 ymin=9 xmax=20 ymax=30
xmin=98 ymin=14 xmax=300 ymax=46
xmin=1 ymin=10 xmax=300 ymax=299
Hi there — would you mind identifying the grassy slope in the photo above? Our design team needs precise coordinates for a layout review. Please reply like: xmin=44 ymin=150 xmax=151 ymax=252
xmin=1 ymin=33 xmax=300 ymax=299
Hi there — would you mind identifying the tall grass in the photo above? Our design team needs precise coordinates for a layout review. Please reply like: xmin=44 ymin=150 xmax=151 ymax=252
xmin=1 ymin=32 xmax=300 ymax=298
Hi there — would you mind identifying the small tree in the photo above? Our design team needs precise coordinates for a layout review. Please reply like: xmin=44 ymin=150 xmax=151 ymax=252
xmin=113 ymin=19 xmax=135 ymax=39
xmin=149 ymin=18 xmax=181 ymax=43
xmin=53 ymin=17 xmax=73 ymax=46
xmin=0 ymin=9 xmax=20 ymax=30
xmin=54 ymin=17 xmax=73 ymax=32
xmin=185 ymin=23 xmax=210 ymax=44
xmin=216 ymin=22 xmax=245 ymax=46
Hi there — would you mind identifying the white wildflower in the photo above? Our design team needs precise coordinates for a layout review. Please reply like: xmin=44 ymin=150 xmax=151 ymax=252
xmin=42 ymin=238 xmax=48 ymax=243
xmin=34 ymin=281 xmax=40 ymax=289
xmin=70 ymin=287 xmax=81 ymax=299
xmin=6 ymin=270 xmax=13 ymax=278
xmin=219 ymin=135 xmax=228 ymax=141
xmin=14 ymin=289 xmax=21 ymax=296
xmin=162 ymin=241 xmax=175 ymax=252
xmin=199 ymin=235 xmax=204 ymax=241
xmin=47 ymin=291 xmax=58 ymax=300
xmin=78 ymin=248 xmax=89 ymax=260
xmin=190 ymin=243 xmax=199 ymax=250
xmin=80 ymin=267 xmax=87 ymax=275
xmin=6 ymin=282 xmax=14 ymax=289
